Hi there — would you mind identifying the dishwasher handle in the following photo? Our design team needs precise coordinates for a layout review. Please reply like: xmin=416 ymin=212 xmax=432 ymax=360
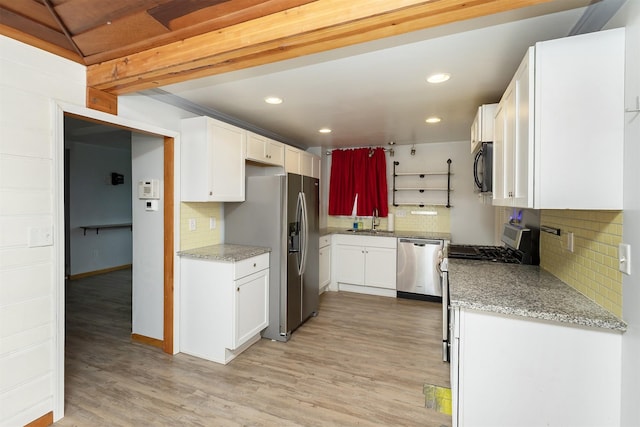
xmin=399 ymin=238 xmax=443 ymax=246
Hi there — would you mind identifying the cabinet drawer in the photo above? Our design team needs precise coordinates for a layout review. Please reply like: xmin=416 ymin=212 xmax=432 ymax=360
xmin=234 ymin=253 xmax=269 ymax=279
xmin=319 ymin=235 xmax=331 ymax=248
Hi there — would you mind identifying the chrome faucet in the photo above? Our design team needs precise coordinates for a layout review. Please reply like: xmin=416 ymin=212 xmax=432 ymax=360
xmin=372 ymin=208 xmax=380 ymax=230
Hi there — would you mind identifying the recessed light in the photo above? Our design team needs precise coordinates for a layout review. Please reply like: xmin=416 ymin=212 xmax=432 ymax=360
xmin=426 ymin=73 xmax=450 ymax=84
xmin=318 ymin=128 xmax=332 ymax=134
xmin=425 ymin=117 xmax=442 ymax=124
xmin=264 ymin=96 xmax=283 ymax=105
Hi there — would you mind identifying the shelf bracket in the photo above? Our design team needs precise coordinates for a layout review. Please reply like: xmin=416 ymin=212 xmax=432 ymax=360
xmin=446 ymin=159 xmax=452 ymax=208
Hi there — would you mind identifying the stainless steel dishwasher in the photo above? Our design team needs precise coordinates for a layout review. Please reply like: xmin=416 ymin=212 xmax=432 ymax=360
xmin=396 ymin=238 xmax=444 ymax=300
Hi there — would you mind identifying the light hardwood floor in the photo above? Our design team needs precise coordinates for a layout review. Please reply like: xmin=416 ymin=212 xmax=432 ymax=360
xmin=56 ymin=269 xmax=451 ymax=426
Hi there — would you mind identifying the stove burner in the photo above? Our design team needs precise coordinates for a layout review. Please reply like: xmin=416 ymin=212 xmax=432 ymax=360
xmin=447 ymin=244 xmax=525 ymax=264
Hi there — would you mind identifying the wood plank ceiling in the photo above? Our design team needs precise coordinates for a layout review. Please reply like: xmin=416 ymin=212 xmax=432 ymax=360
xmin=1 ymin=0 xmax=554 ymax=109
xmin=0 ymin=0 xmax=315 ymax=64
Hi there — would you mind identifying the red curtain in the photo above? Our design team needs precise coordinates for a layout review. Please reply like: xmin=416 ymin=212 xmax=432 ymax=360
xmin=328 ymin=149 xmax=354 ymax=215
xmin=328 ymin=147 xmax=388 ymax=217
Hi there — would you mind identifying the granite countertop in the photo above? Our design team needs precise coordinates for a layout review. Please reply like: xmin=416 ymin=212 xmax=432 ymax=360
xmin=322 ymin=227 xmax=451 ymax=241
xmin=448 ymin=258 xmax=626 ymax=332
xmin=177 ymin=244 xmax=270 ymax=262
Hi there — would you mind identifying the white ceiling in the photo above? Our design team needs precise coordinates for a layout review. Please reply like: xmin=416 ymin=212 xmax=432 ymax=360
xmin=156 ymin=0 xmax=598 ymax=150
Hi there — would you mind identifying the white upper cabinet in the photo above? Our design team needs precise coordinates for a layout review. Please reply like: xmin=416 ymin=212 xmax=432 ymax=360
xmin=493 ymin=48 xmax=534 ymax=208
xmin=246 ymin=132 xmax=284 ymax=166
xmin=493 ymin=28 xmax=624 ymax=210
xmin=470 ymin=103 xmax=497 ymax=153
xmin=285 ymin=145 xmax=321 ymax=178
xmin=181 ymin=116 xmax=246 ymax=202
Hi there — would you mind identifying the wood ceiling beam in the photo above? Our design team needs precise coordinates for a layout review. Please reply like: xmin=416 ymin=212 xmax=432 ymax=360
xmin=87 ymin=0 xmax=553 ymax=95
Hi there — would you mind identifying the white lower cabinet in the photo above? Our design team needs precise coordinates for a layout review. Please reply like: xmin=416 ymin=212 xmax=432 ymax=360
xmin=180 ymin=253 xmax=269 ymax=364
xmin=451 ymin=307 xmax=622 ymax=427
xmin=319 ymin=235 xmax=331 ymax=293
xmin=332 ymin=234 xmax=396 ymax=297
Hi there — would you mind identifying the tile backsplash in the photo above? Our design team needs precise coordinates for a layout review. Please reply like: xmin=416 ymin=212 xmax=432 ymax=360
xmin=327 ymin=205 xmax=451 ymax=233
xmin=540 ymin=210 xmax=623 ymax=317
xmin=180 ymin=202 xmax=222 ymax=250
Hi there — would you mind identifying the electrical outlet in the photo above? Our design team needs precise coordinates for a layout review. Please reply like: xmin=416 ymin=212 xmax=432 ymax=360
xmin=565 ymin=232 xmax=574 ymax=253
xmin=396 ymin=210 xmax=407 ymax=218
xmin=189 ymin=218 xmax=196 ymax=231
xmin=209 ymin=217 xmax=216 ymax=230
xmin=619 ymin=243 xmax=631 ymax=275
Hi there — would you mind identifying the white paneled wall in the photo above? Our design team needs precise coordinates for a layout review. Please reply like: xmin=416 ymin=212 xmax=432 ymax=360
xmin=0 ymin=36 xmax=86 ymax=425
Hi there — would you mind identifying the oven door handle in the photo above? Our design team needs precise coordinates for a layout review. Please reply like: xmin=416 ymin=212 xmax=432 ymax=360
xmin=441 ymin=269 xmax=450 ymax=362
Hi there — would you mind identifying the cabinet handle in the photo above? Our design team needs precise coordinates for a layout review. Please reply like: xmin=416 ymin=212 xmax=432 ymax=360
xmin=253 ymin=263 xmax=257 ymax=267
xmin=237 ymin=287 xmax=240 ymax=292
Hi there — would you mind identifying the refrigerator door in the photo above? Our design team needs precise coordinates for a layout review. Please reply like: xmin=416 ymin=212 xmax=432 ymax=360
xmin=301 ymin=176 xmax=319 ymax=320
xmin=286 ymin=173 xmax=303 ymax=333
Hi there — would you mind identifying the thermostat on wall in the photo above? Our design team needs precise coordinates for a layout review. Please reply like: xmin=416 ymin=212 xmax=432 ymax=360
xmin=138 ymin=179 xmax=160 ymax=199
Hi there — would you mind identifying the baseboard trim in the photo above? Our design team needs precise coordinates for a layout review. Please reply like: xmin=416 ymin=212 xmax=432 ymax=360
xmin=25 ymin=411 xmax=53 ymax=427
xmin=68 ymin=264 xmax=132 ymax=280
xmin=131 ymin=333 xmax=163 ymax=349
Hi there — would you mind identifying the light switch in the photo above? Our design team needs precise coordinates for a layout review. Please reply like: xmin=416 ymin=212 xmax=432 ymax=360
xmin=619 ymin=243 xmax=631 ymax=275
xmin=209 ymin=217 xmax=216 ymax=230
xmin=189 ymin=218 xmax=196 ymax=231
xmin=28 ymin=226 xmax=53 ymax=247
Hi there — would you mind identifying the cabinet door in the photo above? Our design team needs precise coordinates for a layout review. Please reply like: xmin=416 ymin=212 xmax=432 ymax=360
xmin=285 ymin=146 xmax=301 ymax=174
xmin=335 ymin=244 xmax=365 ymax=286
xmin=246 ymin=132 xmax=266 ymax=162
xmin=233 ymin=268 xmax=269 ymax=349
xmin=512 ymin=48 xmax=534 ymax=208
xmin=265 ymin=139 xmax=284 ymax=166
xmin=364 ymin=246 xmax=397 ymax=289
xmin=492 ymin=98 xmax=510 ymax=206
xmin=209 ymin=121 xmax=246 ymax=201
xmin=311 ymin=155 xmax=321 ymax=179
xmin=319 ymin=245 xmax=331 ymax=291
xmin=300 ymin=151 xmax=314 ymax=177
xmin=247 ymin=132 xmax=284 ymax=166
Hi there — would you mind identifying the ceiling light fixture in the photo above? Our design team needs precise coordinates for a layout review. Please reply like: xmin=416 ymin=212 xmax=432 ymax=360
xmin=264 ymin=96 xmax=283 ymax=105
xmin=318 ymin=128 xmax=332 ymax=134
xmin=426 ymin=73 xmax=450 ymax=84
xmin=425 ymin=116 xmax=442 ymax=124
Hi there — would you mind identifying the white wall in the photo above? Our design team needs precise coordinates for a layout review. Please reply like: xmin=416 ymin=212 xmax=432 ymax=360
xmin=0 ymin=36 xmax=85 ymax=425
xmin=131 ymin=135 xmax=166 ymax=340
xmin=318 ymin=140 xmax=495 ymax=244
xmin=607 ymin=2 xmax=640 ymax=425
xmin=68 ymin=141 xmax=132 ymax=275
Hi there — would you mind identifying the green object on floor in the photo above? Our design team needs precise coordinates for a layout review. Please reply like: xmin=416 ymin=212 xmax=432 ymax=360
xmin=424 ymin=383 xmax=452 ymax=415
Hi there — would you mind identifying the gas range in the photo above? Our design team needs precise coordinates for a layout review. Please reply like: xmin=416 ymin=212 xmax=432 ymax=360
xmin=446 ymin=223 xmax=539 ymax=265
xmin=447 ymin=244 xmax=525 ymax=264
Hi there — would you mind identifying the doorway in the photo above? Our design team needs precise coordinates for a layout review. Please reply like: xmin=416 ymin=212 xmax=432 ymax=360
xmin=54 ymin=103 xmax=178 ymax=419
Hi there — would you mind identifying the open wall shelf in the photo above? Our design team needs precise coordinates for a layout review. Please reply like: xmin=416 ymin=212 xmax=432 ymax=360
xmin=392 ymin=159 xmax=452 ymax=208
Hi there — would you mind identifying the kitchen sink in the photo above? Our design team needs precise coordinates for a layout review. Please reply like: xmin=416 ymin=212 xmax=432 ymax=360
xmin=344 ymin=229 xmax=395 ymax=235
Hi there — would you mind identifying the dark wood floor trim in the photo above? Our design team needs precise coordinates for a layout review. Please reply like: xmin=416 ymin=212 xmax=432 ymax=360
xmin=25 ymin=411 xmax=53 ymax=427
xmin=131 ymin=333 xmax=163 ymax=349
xmin=68 ymin=264 xmax=132 ymax=280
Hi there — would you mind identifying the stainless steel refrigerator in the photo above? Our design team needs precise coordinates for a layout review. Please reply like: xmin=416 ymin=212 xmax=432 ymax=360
xmin=225 ymin=173 xmax=319 ymax=342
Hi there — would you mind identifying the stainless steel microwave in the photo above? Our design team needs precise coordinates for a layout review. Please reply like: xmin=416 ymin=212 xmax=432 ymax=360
xmin=473 ymin=141 xmax=492 ymax=193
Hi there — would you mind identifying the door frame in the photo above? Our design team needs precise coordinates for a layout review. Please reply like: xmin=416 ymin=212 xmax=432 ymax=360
xmin=52 ymin=101 xmax=180 ymax=420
